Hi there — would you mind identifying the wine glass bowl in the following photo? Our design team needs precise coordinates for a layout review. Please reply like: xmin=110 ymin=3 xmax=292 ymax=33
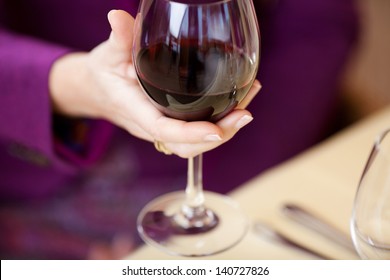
xmin=133 ymin=0 xmax=260 ymax=256
xmin=350 ymin=128 xmax=390 ymax=259
xmin=133 ymin=0 xmax=259 ymax=122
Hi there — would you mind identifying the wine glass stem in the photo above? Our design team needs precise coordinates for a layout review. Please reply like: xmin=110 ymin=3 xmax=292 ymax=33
xmin=172 ymin=154 xmax=218 ymax=231
xmin=185 ymin=154 xmax=205 ymax=210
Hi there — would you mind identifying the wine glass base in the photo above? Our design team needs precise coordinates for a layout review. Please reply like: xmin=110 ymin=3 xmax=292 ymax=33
xmin=137 ymin=191 xmax=249 ymax=257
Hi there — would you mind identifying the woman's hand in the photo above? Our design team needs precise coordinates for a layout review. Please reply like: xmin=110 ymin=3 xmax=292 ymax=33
xmin=49 ymin=10 xmax=262 ymax=158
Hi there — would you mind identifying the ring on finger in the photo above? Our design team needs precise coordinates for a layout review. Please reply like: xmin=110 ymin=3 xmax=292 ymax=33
xmin=154 ymin=140 xmax=173 ymax=155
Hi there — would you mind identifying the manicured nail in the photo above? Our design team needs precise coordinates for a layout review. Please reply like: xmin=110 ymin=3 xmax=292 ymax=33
xmin=235 ymin=115 xmax=254 ymax=129
xmin=254 ymin=79 xmax=262 ymax=90
xmin=204 ymin=134 xmax=223 ymax=142
xmin=107 ymin=9 xmax=117 ymax=21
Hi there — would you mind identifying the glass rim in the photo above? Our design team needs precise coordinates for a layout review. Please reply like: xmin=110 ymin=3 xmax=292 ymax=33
xmin=155 ymin=0 xmax=245 ymax=7
xmin=355 ymin=128 xmax=390 ymax=189
xmin=374 ymin=128 xmax=390 ymax=148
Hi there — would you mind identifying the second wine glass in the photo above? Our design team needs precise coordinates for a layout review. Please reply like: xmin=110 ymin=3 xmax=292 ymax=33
xmin=350 ymin=128 xmax=390 ymax=259
xmin=133 ymin=0 xmax=260 ymax=256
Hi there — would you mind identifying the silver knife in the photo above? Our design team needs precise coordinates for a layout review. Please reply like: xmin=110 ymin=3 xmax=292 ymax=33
xmin=282 ymin=203 xmax=356 ymax=252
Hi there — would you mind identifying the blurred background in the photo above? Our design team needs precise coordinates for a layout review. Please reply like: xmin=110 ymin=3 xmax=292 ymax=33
xmin=342 ymin=0 xmax=390 ymax=121
xmin=1 ymin=0 xmax=390 ymax=260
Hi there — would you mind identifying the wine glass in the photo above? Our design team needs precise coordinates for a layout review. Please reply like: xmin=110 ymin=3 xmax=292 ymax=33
xmin=350 ymin=128 xmax=390 ymax=259
xmin=132 ymin=0 xmax=260 ymax=256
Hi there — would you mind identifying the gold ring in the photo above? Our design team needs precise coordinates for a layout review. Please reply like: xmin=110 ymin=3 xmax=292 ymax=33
xmin=154 ymin=140 xmax=173 ymax=155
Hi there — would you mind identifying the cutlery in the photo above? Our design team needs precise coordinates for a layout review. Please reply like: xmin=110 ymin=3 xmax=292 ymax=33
xmin=282 ymin=203 xmax=356 ymax=252
xmin=253 ymin=222 xmax=329 ymax=259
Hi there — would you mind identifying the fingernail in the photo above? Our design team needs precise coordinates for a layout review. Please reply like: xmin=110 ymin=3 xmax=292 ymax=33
xmin=253 ymin=79 xmax=262 ymax=89
xmin=204 ymin=134 xmax=223 ymax=142
xmin=107 ymin=9 xmax=117 ymax=21
xmin=250 ymin=80 xmax=262 ymax=97
xmin=236 ymin=115 xmax=254 ymax=129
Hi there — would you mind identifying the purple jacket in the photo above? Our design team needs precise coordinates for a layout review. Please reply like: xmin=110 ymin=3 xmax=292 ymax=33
xmin=0 ymin=0 xmax=359 ymax=201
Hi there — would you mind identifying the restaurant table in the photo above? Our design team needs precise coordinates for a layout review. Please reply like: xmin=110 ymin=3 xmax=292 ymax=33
xmin=126 ymin=105 xmax=390 ymax=260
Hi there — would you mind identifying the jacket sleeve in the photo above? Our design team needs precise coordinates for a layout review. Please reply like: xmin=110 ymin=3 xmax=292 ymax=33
xmin=0 ymin=27 xmax=113 ymax=173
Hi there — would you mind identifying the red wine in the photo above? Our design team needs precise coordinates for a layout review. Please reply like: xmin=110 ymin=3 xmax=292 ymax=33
xmin=135 ymin=41 xmax=255 ymax=122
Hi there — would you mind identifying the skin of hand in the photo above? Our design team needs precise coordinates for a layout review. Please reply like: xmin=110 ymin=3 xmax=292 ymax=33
xmin=49 ymin=10 xmax=262 ymax=158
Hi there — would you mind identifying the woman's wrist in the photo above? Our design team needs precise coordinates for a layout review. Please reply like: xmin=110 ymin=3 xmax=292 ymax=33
xmin=49 ymin=52 xmax=92 ymax=117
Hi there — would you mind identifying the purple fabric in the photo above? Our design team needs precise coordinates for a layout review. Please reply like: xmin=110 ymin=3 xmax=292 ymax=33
xmin=0 ymin=0 xmax=359 ymax=258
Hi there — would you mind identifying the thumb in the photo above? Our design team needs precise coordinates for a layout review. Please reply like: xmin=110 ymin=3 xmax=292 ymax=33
xmin=106 ymin=9 xmax=135 ymax=64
